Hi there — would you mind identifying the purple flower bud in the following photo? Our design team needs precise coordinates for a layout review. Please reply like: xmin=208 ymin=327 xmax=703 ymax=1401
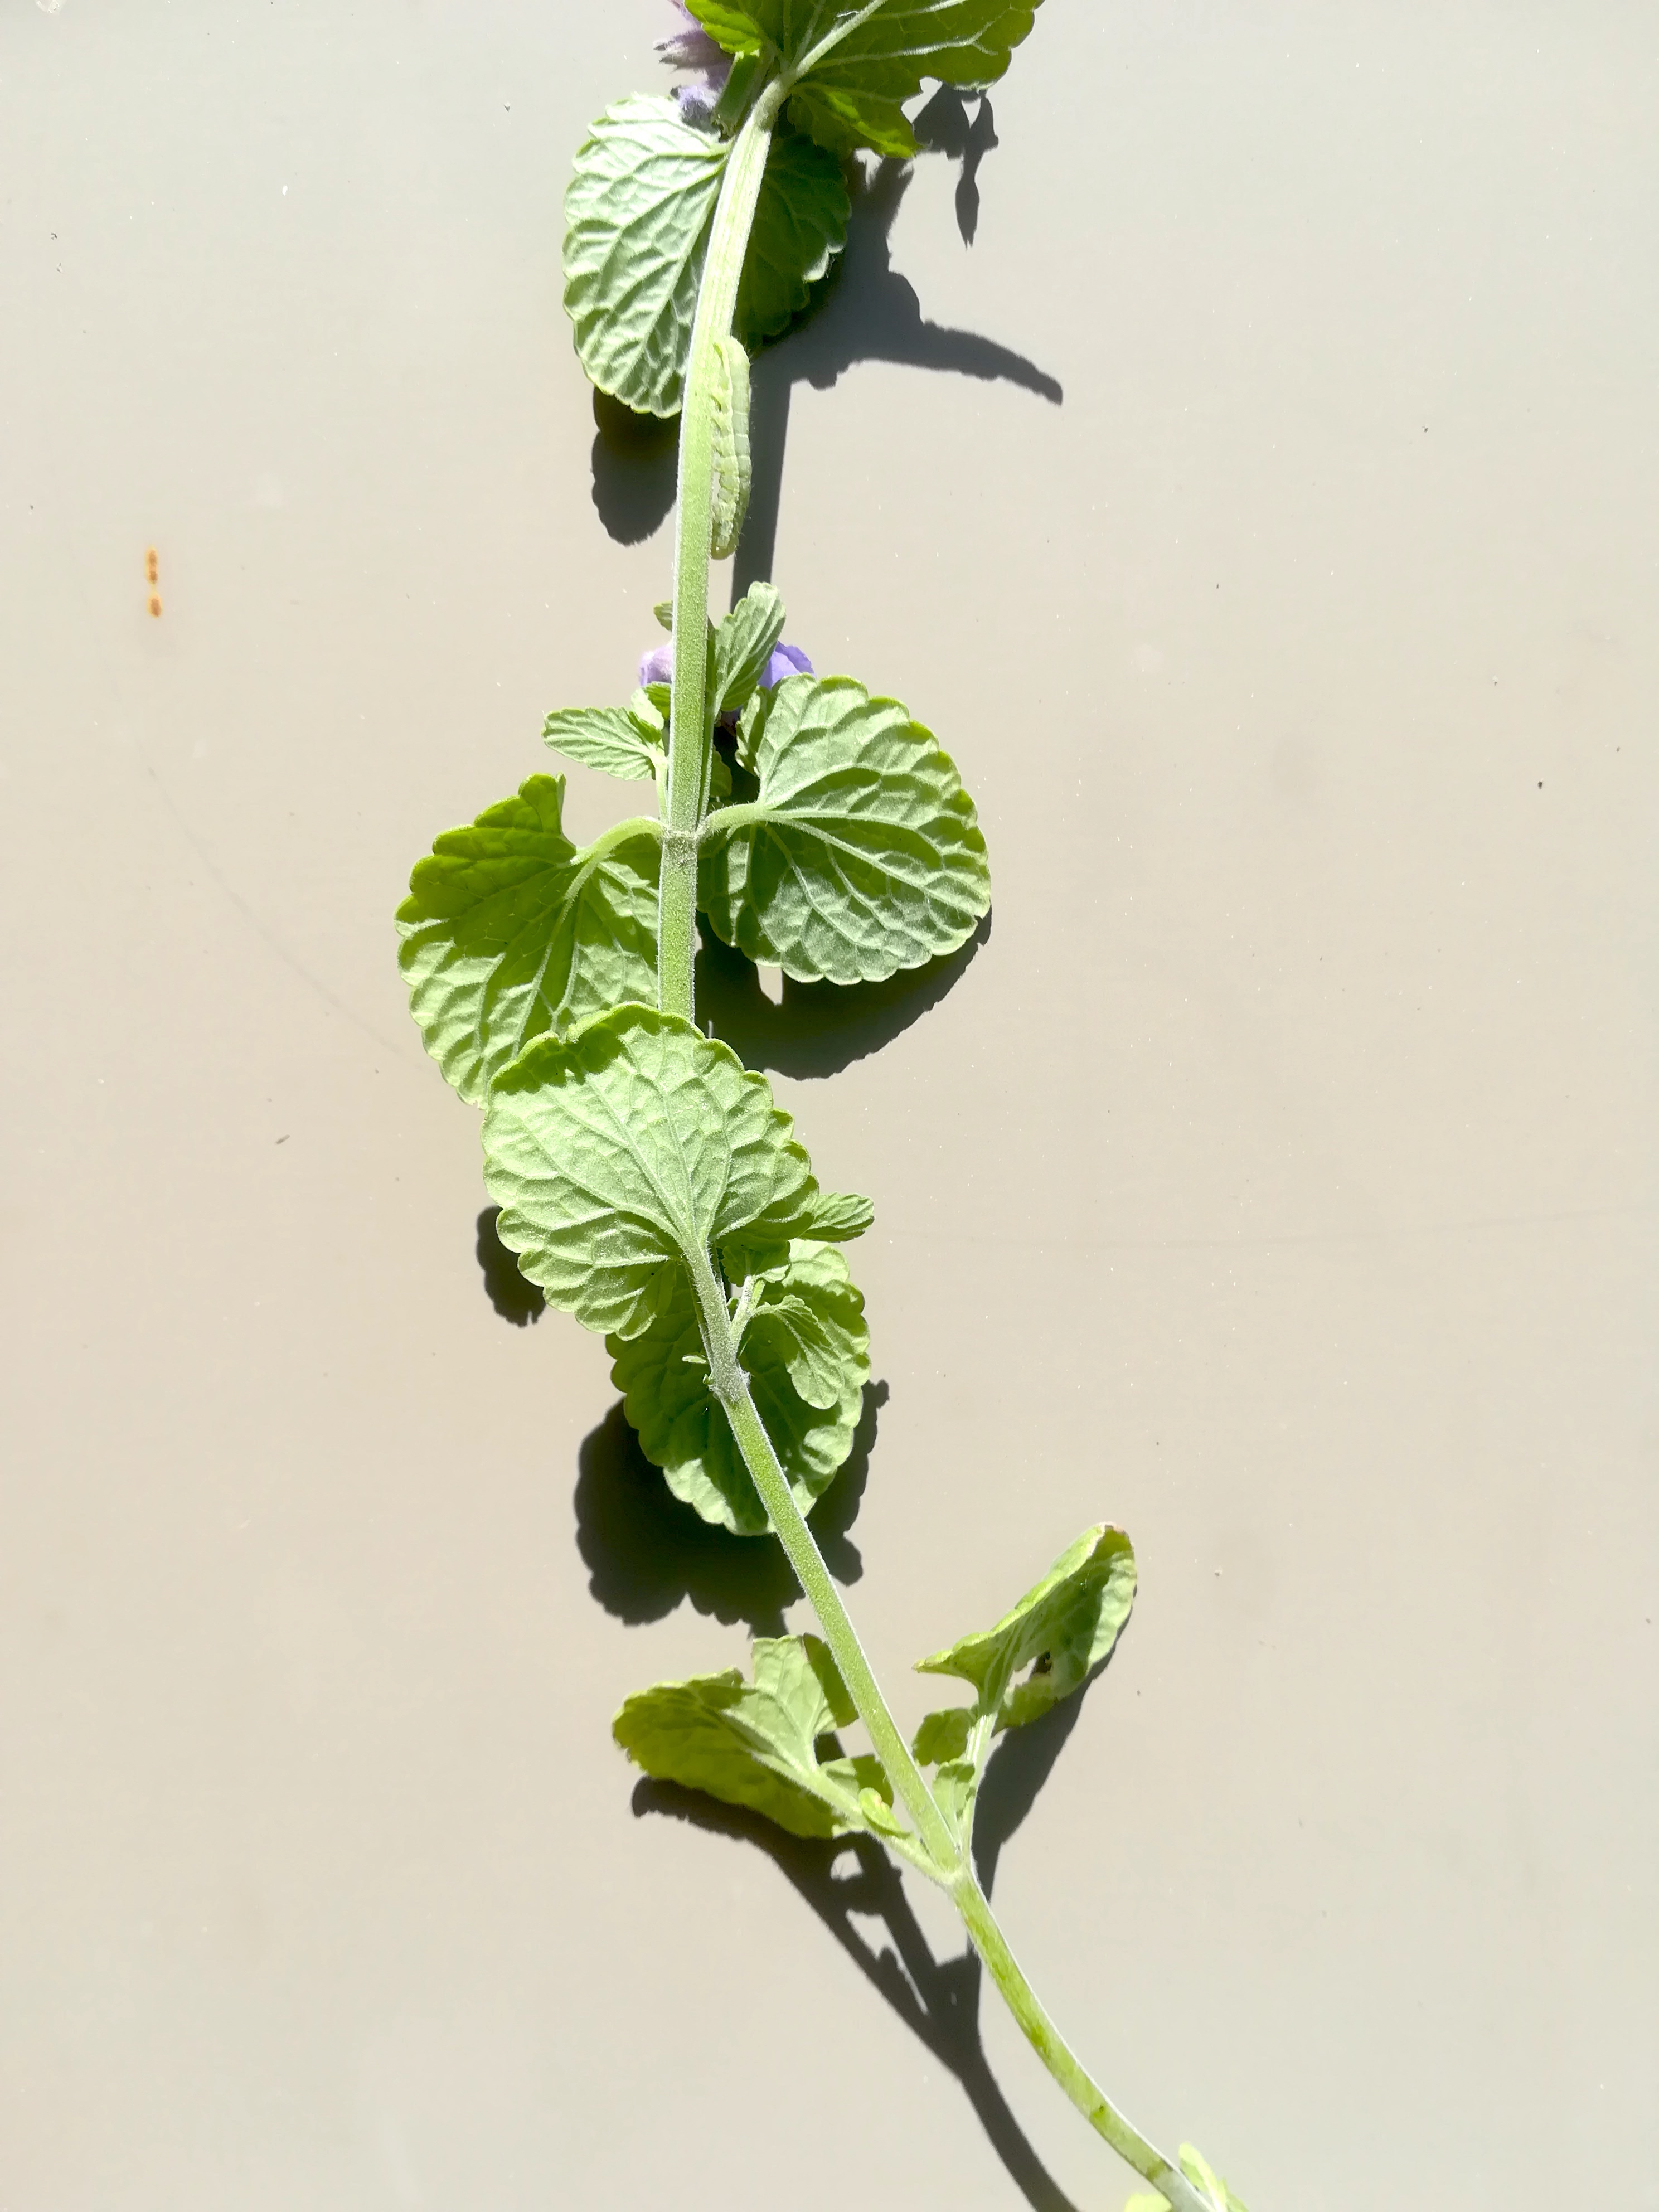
xmin=762 ymin=642 xmax=813 ymax=688
xmin=638 ymin=641 xmax=675 ymax=690
xmin=637 ymin=637 xmax=813 ymax=700
xmin=657 ymin=4 xmax=729 ymax=83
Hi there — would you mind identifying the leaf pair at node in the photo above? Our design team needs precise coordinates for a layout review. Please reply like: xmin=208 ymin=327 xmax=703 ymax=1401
xmin=614 ymin=1633 xmax=912 ymax=1849
xmin=687 ymin=0 xmax=1046 ymax=160
xmin=482 ymin=1003 xmax=875 ymax=1531
xmin=1127 ymin=2145 xmax=1251 ymax=2212
xmin=614 ymin=1522 xmax=1137 ymax=1865
xmin=564 ymin=97 xmax=848 ymax=415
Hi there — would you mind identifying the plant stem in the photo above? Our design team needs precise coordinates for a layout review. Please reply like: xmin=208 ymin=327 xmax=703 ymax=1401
xmin=954 ymin=1870 xmax=1211 ymax=2212
xmin=686 ymin=1253 xmax=1206 ymax=2212
xmin=658 ymin=84 xmax=785 ymax=1022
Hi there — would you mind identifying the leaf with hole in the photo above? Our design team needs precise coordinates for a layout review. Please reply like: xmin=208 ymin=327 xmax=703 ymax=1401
xmin=915 ymin=1524 xmax=1137 ymax=1743
xmin=608 ymin=1240 xmax=868 ymax=1534
xmin=614 ymin=1633 xmax=895 ymax=1840
xmin=482 ymin=1003 xmax=824 ymax=1338
xmin=397 ymin=778 xmax=660 ymax=1106
xmin=698 ymin=674 xmax=989 ymax=984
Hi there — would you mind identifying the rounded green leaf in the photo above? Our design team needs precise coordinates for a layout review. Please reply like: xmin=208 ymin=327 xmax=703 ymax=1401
xmin=698 ymin=673 xmax=991 ymax=984
xmin=482 ymin=1005 xmax=819 ymax=1340
xmin=608 ymin=1241 xmax=868 ymax=1534
xmin=562 ymin=95 xmax=725 ymax=417
xmin=396 ymin=777 xmax=659 ymax=1106
xmin=735 ymin=127 xmax=850 ymax=347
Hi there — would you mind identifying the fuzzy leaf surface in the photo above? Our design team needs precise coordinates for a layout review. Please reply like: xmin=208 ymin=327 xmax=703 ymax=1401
xmin=542 ymin=706 xmax=661 ymax=782
xmin=712 ymin=583 xmax=787 ymax=716
xmin=735 ymin=127 xmax=850 ymax=343
xmin=562 ymin=95 xmax=725 ymax=416
xmin=915 ymin=1525 xmax=1138 ymax=1738
xmin=562 ymin=99 xmax=848 ymax=416
xmin=608 ymin=1241 xmax=868 ymax=1534
xmin=698 ymin=673 xmax=989 ymax=984
xmin=397 ymin=778 xmax=659 ymax=1105
xmin=614 ymin=1634 xmax=891 ymax=1839
xmin=687 ymin=0 xmax=1043 ymax=156
xmin=482 ymin=1004 xmax=821 ymax=1338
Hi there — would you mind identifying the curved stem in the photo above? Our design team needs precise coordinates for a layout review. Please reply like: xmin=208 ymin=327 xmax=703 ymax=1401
xmin=684 ymin=1251 xmax=1206 ymax=2212
xmin=658 ymin=84 xmax=785 ymax=1021
xmin=954 ymin=1871 xmax=1210 ymax=2212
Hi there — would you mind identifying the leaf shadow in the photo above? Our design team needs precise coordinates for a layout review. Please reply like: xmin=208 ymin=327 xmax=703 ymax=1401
xmin=697 ymin=910 xmax=991 ymax=1080
xmin=587 ymin=135 xmax=1061 ymax=559
xmin=589 ymin=387 xmax=679 ymax=545
xmin=476 ymin=1206 xmax=546 ymax=1327
xmin=733 ymin=151 xmax=1063 ymax=595
xmin=630 ymin=1696 xmax=1102 ymax=2212
xmin=574 ymin=1381 xmax=885 ymax=1636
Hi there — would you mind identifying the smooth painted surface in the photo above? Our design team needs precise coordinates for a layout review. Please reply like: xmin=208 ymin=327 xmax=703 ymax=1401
xmin=2 ymin=4 xmax=1655 ymax=2208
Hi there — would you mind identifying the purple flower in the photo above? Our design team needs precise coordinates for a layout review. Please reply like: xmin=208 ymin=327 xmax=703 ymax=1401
xmin=761 ymin=642 xmax=814 ymax=687
xmin=638 ymin=638 xmax=814 ymax=696
xmin=658 ymin=2 xmax=729 ymax=123
xmin=638 ymin=641 xmax=675 ymax=690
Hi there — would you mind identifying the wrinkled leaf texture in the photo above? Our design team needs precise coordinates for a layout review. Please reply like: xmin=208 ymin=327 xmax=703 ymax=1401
xmin=562 ymin=95 xmax=847 ymax=416
xmin=397 ymin=776 xmax=659 ymax=1105
xmin=609 ymin=1239 xmax=868 ymax=1534
xmin=687 ymin=0 xmax=1044 ymax=156
xmin=481 ymin=1003 xmax=823 ymax=1338
xmin=615 ymin=1633 xmax=897 ymax=1839
xmin=700 ymin=673 xmax=989 ymax=983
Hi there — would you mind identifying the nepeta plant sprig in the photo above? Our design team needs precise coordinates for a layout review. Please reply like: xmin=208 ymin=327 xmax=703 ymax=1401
xmin=397 ymin=7 xmax=1248 ymax=2206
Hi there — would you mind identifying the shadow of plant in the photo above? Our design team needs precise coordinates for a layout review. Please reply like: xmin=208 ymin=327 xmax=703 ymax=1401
xmin=632 ymin=1685 xmax=1102 ymax=2212
xmin=574 ymin=1381 xmax=884 ymax=1634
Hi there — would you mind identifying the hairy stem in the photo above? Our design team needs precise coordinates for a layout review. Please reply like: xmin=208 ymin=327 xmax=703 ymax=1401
xmin=954 ymin=1871 xmax=1211 ymax=2212
xmin=685 ymin=1252 xmax=1206 ymax=2211
xmin=658 ymin=84 xmax=786 ymax=1021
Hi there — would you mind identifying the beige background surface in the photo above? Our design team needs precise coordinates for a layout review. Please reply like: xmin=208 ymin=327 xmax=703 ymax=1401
xmin=3 ymin=3 xmax=1656 ymax=2207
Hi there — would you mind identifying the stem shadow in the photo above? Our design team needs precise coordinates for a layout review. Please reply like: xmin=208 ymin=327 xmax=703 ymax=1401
xmin=574 ymin=1382 xmax=885 ymax=1634
xmin=632 ymin=1781 xmax=1085 ymax=2212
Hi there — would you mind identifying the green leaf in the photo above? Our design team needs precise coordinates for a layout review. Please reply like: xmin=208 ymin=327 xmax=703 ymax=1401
xmin=735 ymin=126 xmax=850 ymax=346
xmin=562 ymin=95 xmax=726 ymax=417
xmin=608 ymin=1240 xmax=868 ymax=1534
xmin=712 ymin=583 xmax=787 ymax=717
xmin=915 ymin=1524 xmax=1137 ymax=1735
xmin=396 ymin=778 xmax=659 ymax=1106
xmin=541 ymin=705 xmax=661 ymax=782
xmin=614 ymin=1633 xmax=894 ymax=1841
xmin=562 ymin=101 xmax=848 ymax=418
xmin=792 ymin=1188 xmax=875 ymax=1242
xmin=688 ymin=0 xmax=1045 ymax=158
xmin=482 ymin=1003 xmax=822 ymax=1339
xmin=698 ymin=674 xmax=991 ymax=984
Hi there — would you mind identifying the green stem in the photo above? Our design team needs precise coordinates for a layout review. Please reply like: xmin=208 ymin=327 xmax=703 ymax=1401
xmin=954 ymin=1871 xmax=1211 ymax=2212
xmin=686 ymin=1248 xmax=960 ymax=1870
xmin=685 ymin=1253 xmax=1207 ymax=2212
xmin=658 ymin=84 xmax=786 ymax=1022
